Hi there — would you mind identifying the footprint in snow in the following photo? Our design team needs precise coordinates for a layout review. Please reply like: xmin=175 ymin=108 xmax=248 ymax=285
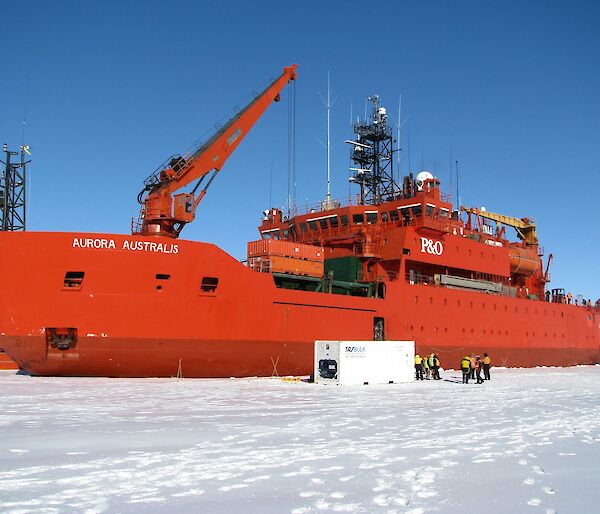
xmin=320 ymin=465 xmax=344 ymax=472
xmin=518 ymin=459 xmax=528 ymax=465
xmin=440 ymin=459 xmax=459 ymax=468
xmin=291 ymin=508 xmax=309 ymax=514
xmin=373 ymin=494 xmax=392 ymax=506
xmin=542 ymin=486 xmax=556 ymax=495
xmin=523 ymin=477 xmax=536 ymax=485
xmin=338 ymin=475 xmax=355 ymax=482
xmin=527 ymin=497 xmax=542 ymax=506
xmin=299 ymin=491 xmax=317 ymax=498
xmin=532 ymin=465 xmax=545 ymax=475
xmin=243 ymin=475 xmax=270 ymax=483
xmin=373 ymin=494 xmax=408 ymax=507
xmin=330 ymin=491 xmax=346 ymax=499
xmin=218 ymin=483 xmax=249 ymax=492
xmin=314 ymin=499 xmax=330 ymax=510
xmin=417 ymin=470 xmax=436 ymax=484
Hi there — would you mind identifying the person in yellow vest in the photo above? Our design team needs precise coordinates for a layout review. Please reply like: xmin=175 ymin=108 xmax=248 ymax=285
xmin=483 ymin=353 xmax=491 ymax=380
xmin=461 ymin=355 xmax=471 ymax=384
xmin=422 ymin=355 xmax=431 ymax=379
xmin=414 ymin=354 xmax=424 ymax=380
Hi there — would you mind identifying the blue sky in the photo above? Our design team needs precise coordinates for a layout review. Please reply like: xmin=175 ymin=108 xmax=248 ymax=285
xmin=2 ymin=0 xmax=599 ymax=299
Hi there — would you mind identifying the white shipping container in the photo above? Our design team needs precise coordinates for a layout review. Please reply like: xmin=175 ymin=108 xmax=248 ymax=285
xmin=314 ymin=340 xmax=415 ymax=386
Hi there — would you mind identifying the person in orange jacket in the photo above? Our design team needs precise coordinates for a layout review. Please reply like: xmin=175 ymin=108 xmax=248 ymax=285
xmin=475 ymin=356 xmax=484 ymax=384
xmin=469 ymin=354 xmax=476 ymax=380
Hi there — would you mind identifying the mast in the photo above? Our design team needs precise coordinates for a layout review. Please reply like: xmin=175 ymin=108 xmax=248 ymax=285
xmin=326 ymin=72 xmax=331 ymax=209
xmin=346 ymin=96 xmax=399 ymax=205
xmin=0 ymin=143 xmax=29 ymax=231
xmin=396 ymin=95 xmax=401 ymax=181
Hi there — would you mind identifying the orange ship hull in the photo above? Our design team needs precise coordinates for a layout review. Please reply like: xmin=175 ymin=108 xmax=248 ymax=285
xmin=0 ymin=231 xmax=597 ymax=377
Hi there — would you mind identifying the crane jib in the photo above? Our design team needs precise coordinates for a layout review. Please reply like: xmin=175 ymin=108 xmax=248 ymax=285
xmin=133 ymin=64 xmax=298 ymax=239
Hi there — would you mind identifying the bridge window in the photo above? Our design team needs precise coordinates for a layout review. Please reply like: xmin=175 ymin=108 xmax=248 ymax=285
xmin=412 ymin=205 xmax=422 ymax=217
xmin=308 ymin=220 xmax=317 ymax=230
xmin=352 ymin=213 xmax=364 ymax=224
xmin=366 ymin=212 xmax=378 ymax=224
xmin=319 ymin=218 xmax=328 ymax=229
xmin=389 ymin=210 xmax=399 ymax=221
xmin=300 ymin=222 xmax=307 ymax=233
xmin=330 ymin=216 xmax=338 ymax=228
xmin=426 ymin=205 xmax=434 ymax=217
xmin=340 ymin=215 xmax=348 ymax=226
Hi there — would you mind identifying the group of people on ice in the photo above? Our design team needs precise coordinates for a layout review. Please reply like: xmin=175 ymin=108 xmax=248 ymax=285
xmin=413 ymin=353 xmax=441 ymax=380
xmin=413 ymin=352 xmax=492 ymax=383
xmin=460 ymin=353 xmax=491 ymax=384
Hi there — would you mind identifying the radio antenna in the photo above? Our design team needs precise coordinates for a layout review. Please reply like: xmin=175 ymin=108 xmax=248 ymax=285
xmin=455 ymin=160 xmax=460 ymax=208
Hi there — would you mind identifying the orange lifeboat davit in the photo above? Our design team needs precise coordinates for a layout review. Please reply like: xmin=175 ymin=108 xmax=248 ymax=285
xmin=509 ymin=247 xmax=539 ymax=276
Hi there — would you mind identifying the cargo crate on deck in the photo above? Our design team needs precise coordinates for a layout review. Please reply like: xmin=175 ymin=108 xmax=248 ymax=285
xmin=247 ymin=239 xmax=324 ymax=262
xmin=248 ymin=255 xmax=323 ymax=277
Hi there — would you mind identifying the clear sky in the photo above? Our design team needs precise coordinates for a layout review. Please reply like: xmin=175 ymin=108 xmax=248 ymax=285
xmin=2 ymin=0 xmax=599 ymax=299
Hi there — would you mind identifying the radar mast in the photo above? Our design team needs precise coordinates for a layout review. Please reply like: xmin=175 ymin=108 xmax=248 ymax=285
xmin=347 ymin=96 xmax=399 ymax=205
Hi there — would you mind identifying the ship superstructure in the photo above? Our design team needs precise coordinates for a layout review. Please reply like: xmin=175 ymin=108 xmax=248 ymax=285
xmin=0 ymin=68 xmax=597 ymax=377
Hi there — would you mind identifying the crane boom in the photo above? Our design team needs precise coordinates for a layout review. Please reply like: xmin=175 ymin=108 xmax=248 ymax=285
xmin=461 ymin=206 xmax=538 ymax=245
xmin=134 ymin=64 xmax=298 ymax=238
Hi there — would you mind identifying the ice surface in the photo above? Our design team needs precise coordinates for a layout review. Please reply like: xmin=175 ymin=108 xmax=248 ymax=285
xmin=1 ymin=367 xmax=599 ymax=513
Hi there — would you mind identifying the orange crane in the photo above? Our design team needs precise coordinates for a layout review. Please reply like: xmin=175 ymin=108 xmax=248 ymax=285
xmin=134 ymin=64 xmax=298 ymax=238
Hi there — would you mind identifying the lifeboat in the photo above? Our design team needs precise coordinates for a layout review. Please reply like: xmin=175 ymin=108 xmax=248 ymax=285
xmin=509 ymin=247 xmax=539 ymax=276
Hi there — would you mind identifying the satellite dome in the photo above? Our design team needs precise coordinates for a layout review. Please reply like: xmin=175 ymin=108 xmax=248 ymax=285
xmin=415 ymin=171 xmax=434 ymax=191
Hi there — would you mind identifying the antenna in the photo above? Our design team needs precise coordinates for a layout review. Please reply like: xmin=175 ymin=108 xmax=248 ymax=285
xmin=455 ymin=160 xmax=460 ymax=208
xmin=269 ymin=160 xmax=273 ymax=207
xmin=407 ymin=120 xmax=412 ymax=172
xmin=449 ymin=135 xmax=453 ymax=210
xmin=396 ymin=95 xmax=402 ymax=178
xmin=326 ymin=72 xmax=331 ymax=208
xmin=318 ymin=72 xmax=335 ymax=209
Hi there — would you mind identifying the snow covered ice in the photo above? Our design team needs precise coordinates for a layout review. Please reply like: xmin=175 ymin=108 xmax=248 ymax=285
xmin=1 ymin=367 xmax=599 ymax=513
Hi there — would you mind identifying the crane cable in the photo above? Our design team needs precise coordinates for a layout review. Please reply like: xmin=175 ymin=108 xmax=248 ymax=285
xmin=287 ymin=80 xmax=296 ymax=217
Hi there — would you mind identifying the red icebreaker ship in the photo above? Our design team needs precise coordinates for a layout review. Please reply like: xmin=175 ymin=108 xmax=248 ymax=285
xmin=0 ymin=67 xmax=598 ymax=377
